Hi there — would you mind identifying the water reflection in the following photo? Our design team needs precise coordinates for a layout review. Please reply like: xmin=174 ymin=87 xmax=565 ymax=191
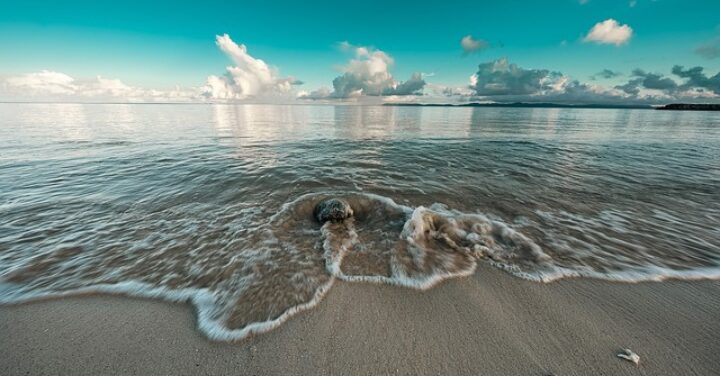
xmin=25 ymin=103 xmax=90 ymax=143
xmin=332 ymin=106 xmax=398 ymax=139
xmin=1 ymin=103 xmax=720 ymax=341
xmin=3 ymin=103 xmax=720 ymax=149
xmin=211 ymin=104 xmax=283 ymax=165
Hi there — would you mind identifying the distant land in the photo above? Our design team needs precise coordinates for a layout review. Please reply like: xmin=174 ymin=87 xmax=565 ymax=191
xmin=385 ymin=102 xmax=720 ymax=111
xmin=0 ymin=101 xmax=717 ymax=110
xmin=656 ymin=103 xmax=720 ymax=111
xmin=384 ymin=102 xmax=653 ymax=109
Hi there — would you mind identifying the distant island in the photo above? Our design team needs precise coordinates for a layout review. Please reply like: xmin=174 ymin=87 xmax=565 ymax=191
xmin=385 ymin=102 xmax=720 ymax=111
xmin=656 ymin=103 xmax=720 ymax=111
xmin=383 ymin=102 xmax=652 ymax=109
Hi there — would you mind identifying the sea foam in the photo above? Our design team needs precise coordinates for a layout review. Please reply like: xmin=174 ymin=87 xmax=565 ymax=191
xmin=1 ymin=192 xmax=719 ymax=341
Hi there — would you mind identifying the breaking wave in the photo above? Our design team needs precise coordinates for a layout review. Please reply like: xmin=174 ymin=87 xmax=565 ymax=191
xmin=2 ymin=192 xmax=719 ymax=341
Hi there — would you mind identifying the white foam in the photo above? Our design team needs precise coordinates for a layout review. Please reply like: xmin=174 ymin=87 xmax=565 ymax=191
xmin=321 ymin=219 xmax=478 ymax=290
xmin=0 ymin=278 xmax=336 ymax=342
xmin=509 ymin=263 xmax=720 ymax=283
xmin=2 ymin=191 xmax=720 ymax=342
xmin=320 ymin=201 xmax=490 ymax=290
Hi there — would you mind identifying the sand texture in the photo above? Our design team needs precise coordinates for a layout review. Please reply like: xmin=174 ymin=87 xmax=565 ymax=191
xmin=1 ymin=265 xmax=718 ymax=375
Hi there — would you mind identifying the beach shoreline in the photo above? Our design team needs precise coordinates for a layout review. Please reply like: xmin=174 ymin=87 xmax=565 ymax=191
xmin=1 ymin=264 xmax=718 ymax=375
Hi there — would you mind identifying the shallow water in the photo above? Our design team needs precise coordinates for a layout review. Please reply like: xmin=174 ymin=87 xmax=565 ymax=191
xmin=1 ymin=103 xmax=719 ymax=339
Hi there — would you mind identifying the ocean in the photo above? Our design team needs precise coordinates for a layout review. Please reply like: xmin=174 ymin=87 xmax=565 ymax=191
xmin=1 ymin=103 xmax=719 ymax=340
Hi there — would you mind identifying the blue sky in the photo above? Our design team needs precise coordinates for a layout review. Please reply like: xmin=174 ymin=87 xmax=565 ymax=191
xmin=1 ymin=0 xmax=719 ymax=103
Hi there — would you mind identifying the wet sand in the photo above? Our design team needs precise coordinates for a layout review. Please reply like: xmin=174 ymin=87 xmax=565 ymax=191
xmin=1 ymin=264 xmax=718 ymax=375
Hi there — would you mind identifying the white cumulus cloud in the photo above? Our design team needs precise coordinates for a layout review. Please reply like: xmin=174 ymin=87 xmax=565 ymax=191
xmin=1 ymin=34 xmax=302 ymax=103
xmin=202 ymin=34 xmax=300 ymax=100
xmin=460 ymin=35 xmax=488 ymax=55
xmin=583 ymin=19 xmax=633 ymax=46
xmin=300 ymin=42 xmax=425 ymax=99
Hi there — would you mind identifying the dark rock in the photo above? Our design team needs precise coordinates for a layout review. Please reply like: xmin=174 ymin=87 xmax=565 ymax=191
xmin=314 ymin=198 xmax=353 ymax=223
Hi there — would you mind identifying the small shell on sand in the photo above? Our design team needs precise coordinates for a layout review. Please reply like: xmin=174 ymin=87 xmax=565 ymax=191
xmin=617 ymin=348 xmax=640 ymax=365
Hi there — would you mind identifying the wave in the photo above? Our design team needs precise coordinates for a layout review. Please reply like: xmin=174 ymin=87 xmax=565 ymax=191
xmin=1 ymin=192 xmax=719 ymax=341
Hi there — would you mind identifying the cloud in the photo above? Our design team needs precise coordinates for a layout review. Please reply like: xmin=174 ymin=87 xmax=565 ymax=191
xmin=382 ymin=72 xmax=426 ymax=95
xmin=583 ymin=19 xmax=633 ymax=46
xmin=300 ymin=43 xmax=425 ymax=99
xmin=592 ymin=69 xmax=622 ymax=80
xmin=1 ymin=70 xmax=198 ymax=102
xmin=5 ymin=70 xmax=78 ymax=95
xmin=671 ymin=65 xmax=720 ymax=95
xmin=0 ymin=34 xmax=299 ymax=103
xmin=330 ymin=45 xmax=395 ymax=97
xmin=429 ymin=83 xmax=474 ymax=97
xmin=4 ymin=34 xmax=717 ymax=106
xmin=612 ymin=65 xmax=720 ymax=98
xmin=695 ymin=38 xmax=720 ymax=60
xmin=615 ymin=69 xmax=678 ymax=95
xmin=614 ymin=79 xmax=641 ymax=96
xmin=296 ymin=87 xmax=332 ymax=100
xmin=83 ymin=77 xmax=140 ymax=97
xmin=469 ymin=58 xmax=565 ymax=96
xmin=460 ymin=35 xmax=489 ymax=55
xmin=631 ymin=69 xmax=678 ymax=91
xmin=202 ymin=34 xmax=300 ymax=100
xmin=464 ymin=58 xmax=719 ymax=104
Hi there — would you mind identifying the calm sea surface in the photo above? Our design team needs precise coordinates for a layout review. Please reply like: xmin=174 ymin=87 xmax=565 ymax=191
xmin=1 ymin=103 xmax=719 ymax=339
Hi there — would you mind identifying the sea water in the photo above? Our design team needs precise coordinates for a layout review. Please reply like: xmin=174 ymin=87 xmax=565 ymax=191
xmin=1 ymin=103 xmax=718 ymax=339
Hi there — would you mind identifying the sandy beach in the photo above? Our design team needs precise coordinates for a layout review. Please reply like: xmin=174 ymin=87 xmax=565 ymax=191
xmin=3 ymin=0 xmax=720 ymax=374
xmin=1 ymin=264 xmax=718 ymax=375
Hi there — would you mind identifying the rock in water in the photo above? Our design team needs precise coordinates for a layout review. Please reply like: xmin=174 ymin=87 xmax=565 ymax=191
xmin=314 ymin=198 xmax=353 ymax=223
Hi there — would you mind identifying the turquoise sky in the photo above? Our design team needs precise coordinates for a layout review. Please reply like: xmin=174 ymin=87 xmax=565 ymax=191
xmin=0 ymin=0 xmax=718 ymax=101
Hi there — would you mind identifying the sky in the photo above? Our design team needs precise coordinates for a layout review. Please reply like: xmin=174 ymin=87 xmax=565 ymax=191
xmin=0 ymin=0 xmax=719 ymax=104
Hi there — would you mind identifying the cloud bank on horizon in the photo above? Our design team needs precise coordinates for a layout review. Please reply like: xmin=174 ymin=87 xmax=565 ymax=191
xmin=1 ymin=70 xmax=192 ymax=102
xmin=462 ymin=58 xmax=720 ymax=105
xmin=1 ymin=22 xmax=719 ymax=105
